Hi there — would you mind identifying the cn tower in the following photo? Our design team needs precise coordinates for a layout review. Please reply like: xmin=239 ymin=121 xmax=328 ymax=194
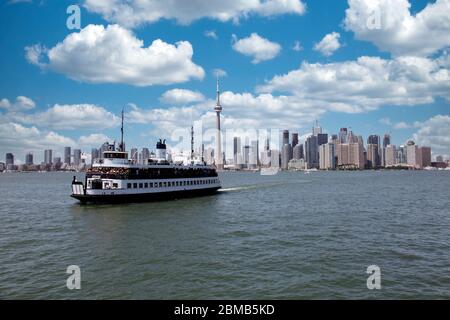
xmin=214 ymin=76 xmax=223 ymax=170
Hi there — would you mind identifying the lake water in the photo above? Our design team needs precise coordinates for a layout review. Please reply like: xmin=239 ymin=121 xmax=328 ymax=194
xmin=1 ymin=170 xmax=449 ymax=299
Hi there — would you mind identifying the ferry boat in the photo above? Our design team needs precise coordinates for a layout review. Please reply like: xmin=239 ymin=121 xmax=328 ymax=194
xmin=71 ymin=116 xmax=221 ymax=203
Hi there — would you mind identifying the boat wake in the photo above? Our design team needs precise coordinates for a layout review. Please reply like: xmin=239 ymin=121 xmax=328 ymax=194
xmin=219 ymin=180 xmax=309 ymax=193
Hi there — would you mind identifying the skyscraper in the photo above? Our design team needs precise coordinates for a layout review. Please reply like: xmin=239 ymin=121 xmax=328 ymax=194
xmin=243 ymin=145 xmax=250 ymax=167
xmin=291 ymin=133 xmax=299 ymax=148
xmin=397 ymin=145 xmax=407 ymax=164
xmin=367 ymin=135 xmax=380 ymax=146
xmin=385 ymin=145 xmax=397 ymax=167
xmin=336 ymin=142 xmax=364 ymax=169
xmin=418 ymin=147 xmax=431 ymax=169
xmin=366 ymin=144 xmax=379 ymax=169
xmin=281 ymin=143 xmax=293 ymax=170
xmin=406 ymin=141 xmax=418 ymax=168
xmin=348 ymin=142 xmax=365 ymax=169
xmin=250 ymin=140 xmax=259 ymax=168
xmin=214 ymin=77 xmax=223 ymax=170
xmin=270 ymin=149 xmax=280 ymax=168
xmin=64 ymin=147 xmax=71 ymax=165
xmin=282 ymin=130 xmax=289 ymax=146
xmin=317 ymin=133 xmax=328 ymax=146
xmin=91 ymin=148 xmax=100 ymax=165
xmin=25 ymin=152 xmax=33 ymax=166
xmin=339 ymin=128 xmax=348 ymax=143
xmin=233 ymin=136 xmax=241 ymax=165
xmin=130 ymin=148 xmax=138 ymax=164
xmin=293 ymin=143 xmax=304 ymax=160
xmin=313 ymin=120 xmax=322 ymax=136
xmin=73 ymin=149 xmax=82 ymax=166
xmin=383 ymin=134 xmax=391 ymax=148
xmin=5 ymin=153 xmax=14 ymax=165
xmin=44 ymin=149 xmax=52 ymax=165
xmin=141 ymin=148 xmax=150 ymax=165
xmin=319 ymin=143 xmax=335 ymax=170
xmin=305 ymin=135 xmax=319 ymax=169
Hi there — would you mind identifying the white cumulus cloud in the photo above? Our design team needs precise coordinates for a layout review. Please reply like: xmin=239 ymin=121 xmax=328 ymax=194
xmin=258 ymin=55 xmax=450 ymax=112
xmin=25 ymin=24 xmax=205 ymax=86
xmin=160 ymin=89 xmax=205 ymax=104
xmin=344 ymin=0 xmax=450 ymax=57
xmin=83 ymin=0 xmax=306 ymax=28
xmin=8 ymin=104 xmax=120 ymax=130
xmin=232 ymin=33 xmax=281 ymax=64
xmin=0 ymin=96 xmax=36 ymax=111
xmin=412 ymin=115 xmax=450 ymax=155
xmin=78 ymin=133 xmax=113 ymax=148
xmin=313 ymin=32 xmax=341 ymax=57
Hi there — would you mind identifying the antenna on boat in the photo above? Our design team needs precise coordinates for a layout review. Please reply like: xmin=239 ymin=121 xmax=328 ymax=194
xmin=191 ymin=125 xmax=194 ymax=162
xmin=120 ymin=107 xmax=124 ymax=151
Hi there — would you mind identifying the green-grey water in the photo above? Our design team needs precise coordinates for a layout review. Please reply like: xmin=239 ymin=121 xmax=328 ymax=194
xmin=1 ymin=171 xmax=450 ymax=299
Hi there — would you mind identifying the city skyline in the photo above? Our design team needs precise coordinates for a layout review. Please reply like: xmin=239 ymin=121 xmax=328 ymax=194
xmin=2 ymin=121 xmax=448 ymax=172
xmin=1 ymin=0 xmax=450 ymax=163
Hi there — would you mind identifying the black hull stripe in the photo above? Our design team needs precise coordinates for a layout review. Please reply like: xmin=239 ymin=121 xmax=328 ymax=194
xmin=71 ymin=187 xmax=220 ymax=204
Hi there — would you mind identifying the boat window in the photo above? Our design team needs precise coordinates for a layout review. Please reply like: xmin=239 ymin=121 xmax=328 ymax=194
xmin=113 ymin=183 xmax=118 ymax=188
xmin=139 ymin=183 xmax=143 ymax=188
xmin=144 ymin=183 xmax=148 ymax=188
xmin=133 ymin=183 xmax=137 ymax=188
xmin=127 ymin=183 xmax=131 ymax=188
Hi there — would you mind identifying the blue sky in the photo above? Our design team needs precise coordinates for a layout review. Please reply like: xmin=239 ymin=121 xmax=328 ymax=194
xmin=0 ymin=0 xmax=449 ymax=163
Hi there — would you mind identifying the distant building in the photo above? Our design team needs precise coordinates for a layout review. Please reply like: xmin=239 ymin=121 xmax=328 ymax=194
xmin=406 ymin=141 xmax=419 ymax=168
xmin=349 ymin=143 xmax=365 ymax=169
xmin=25 ymin=152 xmax=33 ymax=166
xmin=293 ymin=143 xmax=304 ymax=160
xmin=418 ymin=146 xmax=431 ymax=169
xmin=382 ymin=134 xmax=391 ymax=148
xmin=366 ymin=144 xmax=379 ymax=168
xmin=243 ymin=145 xmax=250 ymax=167
xmin=305 ymin=135 xmax=319 ymax=169
xmin=233 ymin=137 xmax=241 ymax=165
xmin=367 ymin=135 xmax=380 ymax=146
xmin=317 ymin=133 xmax=328 ymax=146
xmin=282 ymin=130 xmax=289 ymax=146
xmin=339 ymin=128 xmax=348 ymax=143
xmin=291 ymin=133 xmax=299 ymax=148
xmin=44 ymin=149 xmax=52 ymax=165
xmin=270 ymin=149 xmax=280 ymax=168
xmin=91 ymin=148 xmax=100 ymax=165
xmin=249 ymin=140 xmax=259 ymax=168
xmin=130 ymin=148 xmax=138 ymax=164
xmin=64 ymin=147 xmax=71 ymax=165
xmin=281 ymin=143 xmax=293 ymax=170
xmin=313 ymin=122 xmax=322 ymax=136
xmin=73 ymin=149 xmax=82 ymax=166
xmin=385 ymin=145 xmax=397 ymax=167
xmin=141 ymin=148 xmax=150 ymax=165
xmin=397 ymin=145 xmax=407 ymax=164
xmin=5 ymin=153 xmax=14 ymax=165
xmin=336 ymin=143 xmax=364 ymax=169
xmin=319 ymin=143 xmax=335 ymax=170
xmin=288 ymin=158 xmax=306 ymax=170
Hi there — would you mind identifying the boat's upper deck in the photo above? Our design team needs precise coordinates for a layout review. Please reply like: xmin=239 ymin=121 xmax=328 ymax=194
xmin=87 ymin=164 xmax=218 ymax=180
